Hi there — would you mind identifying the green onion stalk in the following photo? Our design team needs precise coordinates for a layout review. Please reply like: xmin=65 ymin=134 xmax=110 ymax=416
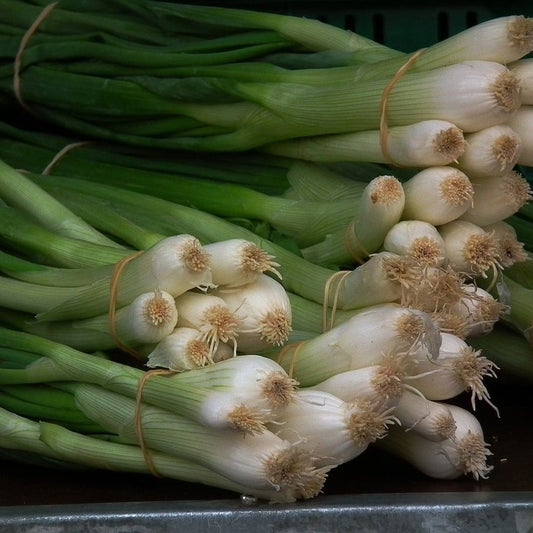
xmin=0 ymin=119 xmax=387 ymax=200
xmin=497 ymin=276 xmax=533 ymax=345
xmin=0 ymin=158 xmax=120 ymax=247
xmin=504 ymin=253 xmax=533 ymax=289
xmin=0 ymin=383 xmax=104 ymax=434
xmin=470 ymin=324 xmax=533 ymax=382
xmin=38 ymin=417 xmax=317 ymax=503
xmin=0 ymin=119 xmax=293 ymax=195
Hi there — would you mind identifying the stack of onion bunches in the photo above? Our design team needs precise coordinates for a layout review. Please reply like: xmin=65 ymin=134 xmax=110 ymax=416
xmin=0 ymin=1 xmax=532 ymax=503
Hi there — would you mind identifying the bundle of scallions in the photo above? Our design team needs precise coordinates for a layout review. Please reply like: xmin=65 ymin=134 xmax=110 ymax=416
xmin=0 ymin=0 xmax=532 ymax=502
xmin=0 ymin=146 xmax=524 ymax=499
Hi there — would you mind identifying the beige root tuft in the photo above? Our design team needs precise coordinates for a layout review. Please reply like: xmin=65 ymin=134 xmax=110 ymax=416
xmin=181 ymin=238 xmax=210 ymax=272
xmin=371 ymin=354 xmax=407 ymax=403
xmin=463 ymin=232 xmax=501 ymax=276
xmin=491 ymin=70 xmax=521 ymax=113
xmin=440 ymin=173 xmax=474 ymax=207
xmin=499 ymin=171 xmax=533 ymax=212
xmin=263 ymin=446 xmax=329 ymax=500
xmin=200 ymin=304 xmax=240 ymax=350
xmin=434 ymin=127 xmax=467 ymax=162
xmin=507 ymin=16 xmax=533 ymax=49
xmin=346 ymin=400 xmax=397 ymax=448
xmin=260 ymin=309 xmax=292 ymax=347
xmin=394 ymin=312 xmax=428 ymax=346
xmin=144 ymin=292 xmax=176 ymax=326
xmin=433 ymin=311 xmax=470 ymax=339
xmin=451 ymin=347 xmax=499 ymax=410
xmin=497 ymin=236 xmax=529 ymax=268
xmin=409 ymin=236 xmax=445 ymax=267
xmin=493 ymin=135 xmax=521 ymax=171
xmin=240 ymin=242 xmax=282 ymax=279
xmin=452 ymin=431 xmax=493 ymax=480
xmin=260 ymin=371 xmax=299 ymax=410
xmin=382 ymin=255 xmax=422 ymax=294
xmin=370 ymin=176 xmax=404 ymax=205
xmin=228 ymin=404 xmax=267 ymax=435
xmin=185 ymin=339 xmax=212 ymax=368
xmin=406 ymin=265 xmax=466 ymax=313
xmin=434 ymin=412 xmax=457 ymax=441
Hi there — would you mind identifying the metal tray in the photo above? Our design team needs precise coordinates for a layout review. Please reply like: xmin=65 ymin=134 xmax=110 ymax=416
xmin=0 ymin=378 xmax=532 ymax=531
xmin=1 ymin=492 xmax=532 ymax=532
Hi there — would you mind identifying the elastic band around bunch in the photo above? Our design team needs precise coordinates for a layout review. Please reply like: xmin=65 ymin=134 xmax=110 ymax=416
xmin=322 ymin=270 xmax=351 ymax=332
xmin=43 ymin=141 xmax=93 ymax=175
xmin=108 ymin=251 xmax=144 ymax=359
xmin=14 ymin=2 xmax=59 ymax=113
xmin=134 ymin=368 xmax=176 ymax=479
xmin=343 ymin=219 xmax=370 ymax=265
xmin=277 ymin=341 xmax=303 ymax=379
xmin=379 ymin=49 xmax=425 ymax=166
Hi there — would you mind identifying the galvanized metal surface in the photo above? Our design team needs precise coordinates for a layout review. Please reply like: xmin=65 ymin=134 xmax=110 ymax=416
xmin=0 ymin=492 xmax=532 ymax=533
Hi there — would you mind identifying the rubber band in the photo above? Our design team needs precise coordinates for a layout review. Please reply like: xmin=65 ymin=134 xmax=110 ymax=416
xmin=323 ymin=270 xmax=352 ymax=332
xmin=323 ymin=272 xmax=344 ymax=332
xmin=134 ymin=368 xmax=176 ymax=478
xmin=277 ymin=341 xmax=302 ymax=376
xmin=43 ymin=141 xmax=93 ymax=175
xmin=379 ymin=49 xmax=425 ymax=166
xmin=14 ymin=2 xmax=59 ymax=113
xmin=287 ymin=341 xmax=304 ymax=380
xmin=343 ymin=219 xmax=370 ymax=265
xmin=108 ymin=251 xmax=144 ymax=359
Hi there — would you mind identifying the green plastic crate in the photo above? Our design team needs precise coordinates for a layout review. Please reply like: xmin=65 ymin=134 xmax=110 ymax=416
xmin=187 ymin=1 xmax=533 ymax=52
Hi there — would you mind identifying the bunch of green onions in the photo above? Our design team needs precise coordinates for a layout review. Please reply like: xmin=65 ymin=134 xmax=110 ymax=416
xmin=0 ymin=1 xmax=531 ymax=154
xmin=0 ymin=152 xmax=510 ymax=496
xmin=0 ymin=1 xmax=531 ymax=500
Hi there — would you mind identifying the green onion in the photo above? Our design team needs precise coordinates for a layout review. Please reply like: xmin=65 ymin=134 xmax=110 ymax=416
xmin=0 ymin=249 xmax=115 ymax=287
xmin=377 ymin=406 xmax=492 ymax=480
xmin=268 ymin=304 xmax=440 ymax=386
xmin=391 ymin=391 xmax=457 ymax=442
xmin=213 ymin=274 xmax=292 ymax=353
xmin=301 ymin=175 xmax=405 ymax=266
xmin=438 ymin=220 xmax=502 ymax=279
xmin=510 ymin=58 xmax=533 ymax=104
xmin=0 ymin=289 xmax=178 ymax=352
xmin=405 ymin=332 xmax=498 ymax=411
xmin=263 ymin=120 xmax=466 ymax=168
xmin=64 ymin=381 xmax=330 ymax=498
xmin=459 ymin=171 xmax=532 ymax=227
xmin=455 ymin=124 xmax=522 ymax=179
xmin=38 ymin=421 xmax=301 ymax=502
xmin=36 ymin=234 xmax=212 ymax=322
xmin=273 ymin=389 xmax=397 ymax=467
xmin=401 ymin=167 xmax=474 ymax=226
xmin=23 ymin=170 xmax=404 ymax=309
xmin=383 ymin=220 xmax=446 ymax=268
xmin=0 ymin=328 xmax=298 ymax=434
xmin=507 ymin=106 xmax=533 ymax=167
